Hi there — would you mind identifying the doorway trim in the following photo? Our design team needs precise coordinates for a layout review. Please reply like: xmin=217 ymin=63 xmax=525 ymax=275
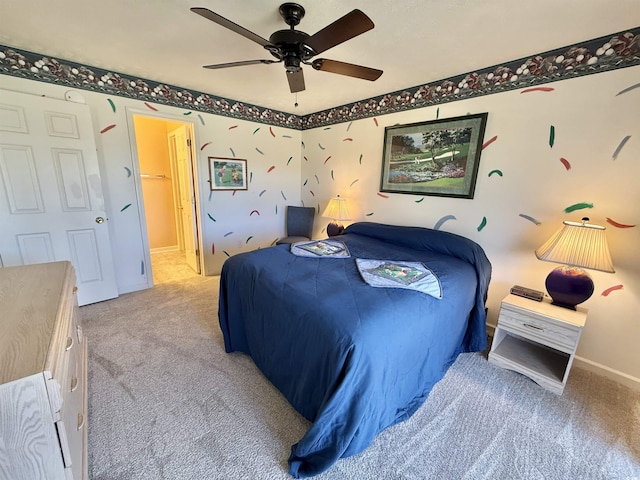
xmin=125 ymin=107 xmax=204 ymax=286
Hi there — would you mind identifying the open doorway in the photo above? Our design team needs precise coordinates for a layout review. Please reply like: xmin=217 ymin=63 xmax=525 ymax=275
xmin=131 ymin=114 xmax=201 ymax=284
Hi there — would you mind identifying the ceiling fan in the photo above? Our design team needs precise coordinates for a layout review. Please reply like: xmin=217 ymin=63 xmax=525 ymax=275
xmin=191 ymin=3 xmax=383 ymax=93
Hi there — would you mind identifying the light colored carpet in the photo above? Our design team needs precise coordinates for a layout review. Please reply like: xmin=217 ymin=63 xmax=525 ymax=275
xmin=80 ymin=257 xmax=640 ymax=480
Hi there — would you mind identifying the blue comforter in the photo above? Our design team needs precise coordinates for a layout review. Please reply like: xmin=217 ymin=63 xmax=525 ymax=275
xmin=218 ymin=222 xmax=491 ymax=477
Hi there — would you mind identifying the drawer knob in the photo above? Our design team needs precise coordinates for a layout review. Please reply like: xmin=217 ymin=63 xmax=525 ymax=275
xmin=70 ymin=376 xmax=78 ymax=392
xmin=524 ymin=323 xmax=544 ymax=331
xmin=77 ymin=413 xmax=85 ymax=430
xmin=65 ymin=336 xmax=74 ymax=351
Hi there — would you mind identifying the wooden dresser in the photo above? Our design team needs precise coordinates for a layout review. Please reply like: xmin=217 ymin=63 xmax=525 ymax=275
xmin=0 ymin=261 xmax=88 ymax=480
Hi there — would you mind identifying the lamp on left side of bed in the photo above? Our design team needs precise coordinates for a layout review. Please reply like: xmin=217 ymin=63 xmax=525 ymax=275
xmin=322 ymin=195 xmax=351 ymax=236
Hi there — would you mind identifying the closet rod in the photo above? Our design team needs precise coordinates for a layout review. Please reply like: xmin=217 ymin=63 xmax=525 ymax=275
xmin=140 ymin=174 xmax=168 ymax=179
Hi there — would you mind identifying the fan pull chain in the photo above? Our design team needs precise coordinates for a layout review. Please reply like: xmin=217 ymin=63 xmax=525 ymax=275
xmin=294 ymin=93 xmax=299 ymax=108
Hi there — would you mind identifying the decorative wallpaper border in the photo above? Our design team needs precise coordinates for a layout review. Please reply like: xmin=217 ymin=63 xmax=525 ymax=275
xmin=0 ymin=46 xmax=303 ymax=129
xmin=1 ymin=28 xmax=638 ymax=130
xmin=302 ymin=28 xmax=640 ymax=129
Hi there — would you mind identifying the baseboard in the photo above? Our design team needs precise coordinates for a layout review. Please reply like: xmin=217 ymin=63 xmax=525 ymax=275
xmin=150 ymin=246 xmax=179 ymax=254
xmin=573 ymin=357 xmax=640 ymax=392
xmin=485 ymin=323 xmax=640 ymax=392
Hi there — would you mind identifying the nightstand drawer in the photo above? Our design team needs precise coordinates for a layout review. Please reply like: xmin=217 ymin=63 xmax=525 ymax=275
xmin=498 ymin=304 xmax=581 ymax=353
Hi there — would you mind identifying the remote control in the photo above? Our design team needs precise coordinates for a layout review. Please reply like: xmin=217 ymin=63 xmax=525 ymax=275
xmin=510 ymin=285 xmax=544 ymax=302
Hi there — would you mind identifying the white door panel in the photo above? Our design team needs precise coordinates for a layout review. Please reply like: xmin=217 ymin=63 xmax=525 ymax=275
xmin=0 ymin=89 xmax=118 ymax=305
xmin=52 ymin=148 xmax=91 ymax=210
xmin=0 ymin=103 xmax=28 ymax=132
xmin=0 ymin=144 xmax=45 ymax=213
xmin=16 ymin=232 xmax=55 ymax=263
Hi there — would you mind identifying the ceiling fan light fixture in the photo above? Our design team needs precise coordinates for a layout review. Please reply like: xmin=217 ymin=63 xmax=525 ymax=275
xmin=284 ymin=54 xmax=302 ymax=73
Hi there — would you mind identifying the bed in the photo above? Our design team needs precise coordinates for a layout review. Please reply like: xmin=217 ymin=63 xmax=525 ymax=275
xmin=218 ymin=222 xmax=492 ymax=477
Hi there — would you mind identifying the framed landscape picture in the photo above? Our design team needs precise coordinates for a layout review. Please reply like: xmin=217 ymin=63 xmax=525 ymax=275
xmin=208 ymin=157 xmax=247 ymax=191
xmin=380 ymin=113 xmax=488 ymax=198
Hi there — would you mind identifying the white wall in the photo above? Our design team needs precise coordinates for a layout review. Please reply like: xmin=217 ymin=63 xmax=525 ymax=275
xmin=301 ymin=66 xmax=640 ymax=386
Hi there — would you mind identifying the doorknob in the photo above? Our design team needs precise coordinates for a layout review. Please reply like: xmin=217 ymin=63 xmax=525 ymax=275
xmin=95 ymin=216 xmax=105 ymax=224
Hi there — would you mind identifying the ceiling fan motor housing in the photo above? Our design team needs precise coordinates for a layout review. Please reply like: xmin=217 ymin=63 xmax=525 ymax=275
xmin=267 ymin=29 xmax=314 ymax=72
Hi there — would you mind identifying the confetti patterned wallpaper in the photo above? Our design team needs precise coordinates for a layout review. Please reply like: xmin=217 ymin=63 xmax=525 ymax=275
xmin=0 ymin=31 xmax=638 ymax=383
xmin=300 ymin=66 xmax=640 ymax=382
xmin=0 ymin=73 xmax=303 ymax=292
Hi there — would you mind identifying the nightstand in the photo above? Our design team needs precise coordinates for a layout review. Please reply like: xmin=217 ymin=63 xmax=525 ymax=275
xmin=488 ymin=293 xmax=587 ymax=395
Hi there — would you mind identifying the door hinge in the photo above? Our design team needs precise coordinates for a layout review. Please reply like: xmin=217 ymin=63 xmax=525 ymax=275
xmin=186 ymin=138 xmax=192 ymax=147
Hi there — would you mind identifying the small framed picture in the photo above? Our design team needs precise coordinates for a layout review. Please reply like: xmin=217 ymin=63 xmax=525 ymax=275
xmin=380 ymin=113 xmax=488 ymax=199
xmin=208 ymin=157 xmax=248 ymax=191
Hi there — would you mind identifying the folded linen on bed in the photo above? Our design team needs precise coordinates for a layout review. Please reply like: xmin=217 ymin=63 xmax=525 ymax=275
xmin=355 ymin=258 xmax=442 ymax=298
xmin=291 ymin=239 xmax=351 ymax=258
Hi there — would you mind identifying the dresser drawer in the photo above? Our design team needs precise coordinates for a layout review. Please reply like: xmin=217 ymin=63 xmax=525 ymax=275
xmin=48 ymin=276 xmax=79 ymax=393
xmin=498 ymin=303 xmax=581 ymax=353
xmin=56 ymin=340 xmax=87 ymax=480
xmin=55 ymin=281 xmax=88 ymax=480
xmin=48 ymin=289 xmax=79 ymax=418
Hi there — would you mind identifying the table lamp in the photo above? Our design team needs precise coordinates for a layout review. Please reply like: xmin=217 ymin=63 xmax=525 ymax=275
xmin=321 ymin=195 xmax=351 ymax=236
xmin=535 ymin=217 xmax=614 ymax=310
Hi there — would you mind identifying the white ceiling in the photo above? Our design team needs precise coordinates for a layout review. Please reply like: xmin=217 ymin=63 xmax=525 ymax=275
xmin=1 ymin=0 xmax=638 ymax=115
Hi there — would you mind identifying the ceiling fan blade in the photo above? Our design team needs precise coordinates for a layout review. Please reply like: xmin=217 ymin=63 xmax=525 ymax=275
xmin=312 ymin=59 xmax=382 ymax=81
xmin=304 ymin=10 xmax=374 ymax=55
xmin=191 ymin=7 xmax=272 ymax=48
xmin=203 ymin=59 xmax=279 ymax=70
xmin=287 ymin=69 xmax=305 ymax=93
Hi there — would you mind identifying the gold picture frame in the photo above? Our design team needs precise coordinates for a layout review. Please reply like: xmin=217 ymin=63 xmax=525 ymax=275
xmin=380 ymin=113 xmax=488 ymax=198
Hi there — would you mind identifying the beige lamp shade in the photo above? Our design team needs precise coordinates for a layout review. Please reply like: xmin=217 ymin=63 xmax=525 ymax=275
xmin=535 ymin=220 xmax=614 ymax=273
xmin=321 ymin=196 xmax=351 ymax=221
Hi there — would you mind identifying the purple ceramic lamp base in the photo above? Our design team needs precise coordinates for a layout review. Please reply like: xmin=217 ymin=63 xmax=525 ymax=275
xmin=326 ymin=222 xmax=344 ymax=237
xmin=545 ymin=265 xmax=594 ymax=310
